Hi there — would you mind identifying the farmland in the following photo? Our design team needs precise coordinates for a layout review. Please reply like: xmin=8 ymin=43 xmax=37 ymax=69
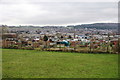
xmin=2 ymin=49 xmax=118 ymax=78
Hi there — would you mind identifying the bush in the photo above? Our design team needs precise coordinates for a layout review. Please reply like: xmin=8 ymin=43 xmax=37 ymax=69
xmin=21 ymin=46 xmax=34 ymax=50
xmin=34 ymin=47 xmax=43 ymax=51
xmin=8 ymin=45 xmax=19 ymax=49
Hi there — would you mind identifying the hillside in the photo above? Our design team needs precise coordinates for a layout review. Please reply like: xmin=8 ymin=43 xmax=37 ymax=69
xmin=67 ymin=23 xmax=118 ymax=29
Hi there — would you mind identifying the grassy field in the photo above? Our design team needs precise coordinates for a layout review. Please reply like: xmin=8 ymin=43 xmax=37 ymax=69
xmin=2 ymin=49 xmax=118 ymax=78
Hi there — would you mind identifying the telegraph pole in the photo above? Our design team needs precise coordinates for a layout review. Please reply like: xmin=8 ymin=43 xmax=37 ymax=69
xmin=107 ymin=33 xmax=110 ymax=53
xmin=74 ymin=27 xmax=76 ymax=51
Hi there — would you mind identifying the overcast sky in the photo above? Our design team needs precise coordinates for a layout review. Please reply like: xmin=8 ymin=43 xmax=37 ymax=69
xmin=0 ymin=0 xmax=119 ymax=26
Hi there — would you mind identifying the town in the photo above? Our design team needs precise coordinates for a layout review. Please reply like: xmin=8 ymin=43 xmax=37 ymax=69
xmin=1 ymin=0 xmax=119 ymax=78
xmin=1 ymin=23 xmax=120 ymax=53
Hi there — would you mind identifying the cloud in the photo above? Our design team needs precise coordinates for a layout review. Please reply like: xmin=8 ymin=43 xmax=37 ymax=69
xmin=0 ymin=0 xmax=118 ymax=26
xmin=0 ymin=0 xmax=119 ymax=3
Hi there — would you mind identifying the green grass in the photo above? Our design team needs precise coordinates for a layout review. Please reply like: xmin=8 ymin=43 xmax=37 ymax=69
xmin=2 ymin=49 xmax=118 ymax=78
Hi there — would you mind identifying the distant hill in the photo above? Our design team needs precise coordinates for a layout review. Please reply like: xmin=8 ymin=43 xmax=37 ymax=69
xmin=1 ymin=23 xmax=118 ymax=30
xmin=67 ymin=23 xmax=118 ymax=29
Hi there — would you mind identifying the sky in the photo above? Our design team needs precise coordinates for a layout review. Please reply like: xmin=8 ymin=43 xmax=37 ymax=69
xmin=0 ymin=0 xmax=119 ymax=26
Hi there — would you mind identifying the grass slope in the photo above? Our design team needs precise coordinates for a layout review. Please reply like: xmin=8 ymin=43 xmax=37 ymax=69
xmin=2 ymin=49 xmax=118 ymax=78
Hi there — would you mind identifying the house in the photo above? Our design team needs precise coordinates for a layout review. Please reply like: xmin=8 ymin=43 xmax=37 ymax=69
xmin=110 ymin=39 xmax=118 ymax=46
xmin=2 ymin=33 xmax=17 ymax=39
xmin=2 ymin=33 xmax=18 ymax=48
